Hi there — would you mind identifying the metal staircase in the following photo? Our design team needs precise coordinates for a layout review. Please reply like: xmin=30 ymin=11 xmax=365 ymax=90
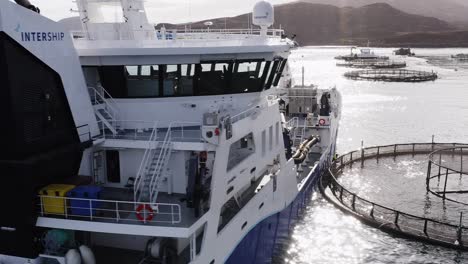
xmin=293 ymin=120 xmax=307 ymax=147
xmin=89 ymin=86 xmax=120 ymax=135
xmin=134 ymin=125 xmax=173 ymax=203
xmin=149 ymin=128 xmax=173 ymax=204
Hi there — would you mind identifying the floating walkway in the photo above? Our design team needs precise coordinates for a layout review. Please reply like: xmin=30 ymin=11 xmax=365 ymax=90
xmin=344 ymin=69 xmax=438 ymax=82
xmin=321 ymin=143 xmax=468 ymax=250
xmin=337 ymin=60 xmax=407 ymax=69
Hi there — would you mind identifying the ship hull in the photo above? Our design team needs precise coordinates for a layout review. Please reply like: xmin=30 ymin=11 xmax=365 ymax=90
xmin=226 ymin=144 xmax=335 ymax=264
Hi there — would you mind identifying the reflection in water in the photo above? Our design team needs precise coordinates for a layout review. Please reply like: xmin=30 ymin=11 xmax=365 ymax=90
xmin=283 ymin=194 xmax=468 ymax=264
xmin=281 ymin=47 xmax=468 ymax=263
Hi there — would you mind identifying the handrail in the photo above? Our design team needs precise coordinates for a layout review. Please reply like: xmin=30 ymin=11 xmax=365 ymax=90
xmin=231 ymin=103 xmax=268 ymax=124
xmin=98 ymin=84 xmax=120 ymax=114
xmin=286 ymin=117 xmax=298 ymax=129
xmin=149 ymin=123 xmax=174 ymax=203
xmin=38 ymin=195 xmax=181 ymax=225
xmin=323 ymin=142 xmax=468 ymax=248
xmin=72 ymin=28 xmax=285 ymax=41
xmin=88 ymin=86 xmax=119 ymax=118
xmin=134 ymin=121 xmax=159 ymax=202
xmin=169 ymin=121 xmax=204 ymax=142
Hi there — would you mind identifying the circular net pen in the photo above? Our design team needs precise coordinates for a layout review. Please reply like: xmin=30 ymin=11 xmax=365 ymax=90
xmin=321 ymin=142 xmax=468 ymax=250
xmin=344 ymin=69 xmax=438 ymax=82
xmin=337 ymin=60 xmax=407 ymax=69
xmin=427 ymin=147 xmax=468 ymax=206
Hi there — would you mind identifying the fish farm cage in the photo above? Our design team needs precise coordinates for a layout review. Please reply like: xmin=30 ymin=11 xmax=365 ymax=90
xmin=321 ymin=142 xmax=468 ymax=250
xmin=344 ymin=69 xmax=438 ymax=82
xmin=334 ymin=55 xmax=390 ymax=61
xmin=337 ymin=60 xmax=407 ymax=69
xmin=427 ymin=147 xmax=468 ymax=206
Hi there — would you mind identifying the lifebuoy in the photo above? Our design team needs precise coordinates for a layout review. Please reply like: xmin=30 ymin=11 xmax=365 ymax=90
xmin=136 ymin=204 xmax=155 ymax=222
xmin=319 ymin=119 xmax=326 ymax=126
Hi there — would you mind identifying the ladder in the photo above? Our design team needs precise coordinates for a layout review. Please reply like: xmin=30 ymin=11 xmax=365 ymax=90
xmin=88 ymin=85 xmax=119 ymax=135
xmin=293 ymin=120 xmax=307 ymax=147
xmin=149 ymin=128 xmax=173 ymax=204
xmin=134 ymin=125 xmax=173 ymax=203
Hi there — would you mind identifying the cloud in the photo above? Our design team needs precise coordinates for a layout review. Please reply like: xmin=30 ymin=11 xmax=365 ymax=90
xmin=30 ymin=0 xmax=292 ymax=23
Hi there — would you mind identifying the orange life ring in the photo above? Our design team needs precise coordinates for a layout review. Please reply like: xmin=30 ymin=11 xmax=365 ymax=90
xmin=319 ymin=119 xmax=326 ymax=126
xmin=136 ymin=204 xmax=155 ymax=222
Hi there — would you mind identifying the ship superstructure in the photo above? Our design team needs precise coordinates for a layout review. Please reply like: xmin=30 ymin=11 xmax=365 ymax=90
xmin=0 ymin=1 xmax=341 ymax=263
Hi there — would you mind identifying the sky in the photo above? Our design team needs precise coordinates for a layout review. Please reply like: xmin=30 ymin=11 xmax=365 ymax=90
xmin=29 ymin=0 xmax=294 ymax=23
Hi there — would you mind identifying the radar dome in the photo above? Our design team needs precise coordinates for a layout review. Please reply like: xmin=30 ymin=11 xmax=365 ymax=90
xmin=253 ymin=1 xmax=274 ymax=28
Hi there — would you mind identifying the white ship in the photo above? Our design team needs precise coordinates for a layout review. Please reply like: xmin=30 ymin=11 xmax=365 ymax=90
xmin=0 ymin=0 xmax=341 ymax=263
xmin=335 ymin=47 xmax=389 ymax=61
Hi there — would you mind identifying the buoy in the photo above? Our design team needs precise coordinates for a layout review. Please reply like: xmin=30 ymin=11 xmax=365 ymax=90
xmin=65 ymin=249 xmax=82 ymax=264
xmin=79 ymin=245 xmax=96 ymax=264
xmin=136 ymin=204 xmax=155 ymax=222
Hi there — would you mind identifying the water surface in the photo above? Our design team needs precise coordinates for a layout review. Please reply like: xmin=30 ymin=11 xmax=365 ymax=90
xmin=282 ymin=47 xmax=468 ymax=264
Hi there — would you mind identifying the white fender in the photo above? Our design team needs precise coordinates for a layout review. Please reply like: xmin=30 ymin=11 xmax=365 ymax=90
xmin=79 ymin=245 xmax=96 ymax=264
xmin=65 ymin=249 xmax=81 ymax=264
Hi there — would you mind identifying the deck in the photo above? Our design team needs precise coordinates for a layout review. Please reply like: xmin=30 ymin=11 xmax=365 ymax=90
xmin=37 ymin=187 xmax=202 ymax=230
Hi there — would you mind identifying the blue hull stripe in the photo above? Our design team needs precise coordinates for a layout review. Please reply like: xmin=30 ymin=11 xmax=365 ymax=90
xmin=226 ymin=150 xmax=333 ymax=264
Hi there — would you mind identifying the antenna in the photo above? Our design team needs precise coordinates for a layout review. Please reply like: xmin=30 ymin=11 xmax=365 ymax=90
xmin=252 ymin=1 xmax=274 ymax=36
xmin=188 ymin=0 xmax=192 ymax=30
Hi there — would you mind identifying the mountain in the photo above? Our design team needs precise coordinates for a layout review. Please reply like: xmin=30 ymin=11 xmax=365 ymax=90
xmin=300 ymin=0 xmax=468 ymax=24
xmin=159 ymin=2 xmax=454 ymax=46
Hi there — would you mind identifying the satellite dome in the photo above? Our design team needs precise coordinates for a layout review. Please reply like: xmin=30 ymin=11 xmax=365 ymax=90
xmin=252 ymin=1 xmax=274 ymax=28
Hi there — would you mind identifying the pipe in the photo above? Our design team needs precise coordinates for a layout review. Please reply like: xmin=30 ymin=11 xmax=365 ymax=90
xmin=293 ymin=136 xmax=320 ymax=164
xmin=14 ymin=0 xmax=40 ymax=13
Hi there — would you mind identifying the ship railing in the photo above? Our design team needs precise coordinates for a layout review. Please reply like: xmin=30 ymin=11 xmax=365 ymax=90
xmin=286 ymin=117 xmax=299 ymax=129
xmin=174 ymin=28 xmax=284 ymax=39
xmin=88 ymin=86 xmax=120 ymax=119
xmin=71 ymin=28 xmax=284 ymax=41
xmin=38 ymin=195 xmax=182 ymax=225
xmin=96 ymin=120 xmax=159 ymax=141
xmin=231 ymin=103 xmax=269 ymax=124
xmin=168 ymin=121 xmax=204 ymax=142
xmin=134 ymin=121 xmax=160 ymax=202
xmin=94 ymin=120 xmax=204 ymax=143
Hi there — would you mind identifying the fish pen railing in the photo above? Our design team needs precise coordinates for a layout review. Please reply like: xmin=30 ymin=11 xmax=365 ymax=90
xmin=337 ymin=61 xmax=407 ymax=69
xmin=427 ymin=147 xmax=468 ymax=206
xmin=344 ymin=69 xmax=438 ymax=82
xmin=323 ymin=142 xmax=468 ymax=249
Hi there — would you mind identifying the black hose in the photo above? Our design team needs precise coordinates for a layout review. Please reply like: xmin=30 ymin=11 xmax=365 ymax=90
xmin=293 ymin=136 xmax=320 ymax=164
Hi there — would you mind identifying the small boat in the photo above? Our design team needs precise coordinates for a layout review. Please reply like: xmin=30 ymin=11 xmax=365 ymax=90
xmin=335 ymin=47 xmax=389 ymax=61
xmin=451 ymin=54 xmax=468 ymax=61
xmin=394 ymin=48 xmax=415 ymax=56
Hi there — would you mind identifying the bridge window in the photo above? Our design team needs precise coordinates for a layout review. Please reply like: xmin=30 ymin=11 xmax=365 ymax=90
xmin=126 ymin=65 xmax=160 ymax=97
xmin=98 ymin=59 xmax=286 ymax=98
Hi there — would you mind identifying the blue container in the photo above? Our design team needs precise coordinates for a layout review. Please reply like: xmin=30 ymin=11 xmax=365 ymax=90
xmin=67 ymin=186 xmax=103 ymax=216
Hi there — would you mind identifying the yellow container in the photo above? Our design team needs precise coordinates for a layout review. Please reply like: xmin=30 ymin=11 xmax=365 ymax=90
xmin=39 ymin=184 xmax=75 ymax=215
